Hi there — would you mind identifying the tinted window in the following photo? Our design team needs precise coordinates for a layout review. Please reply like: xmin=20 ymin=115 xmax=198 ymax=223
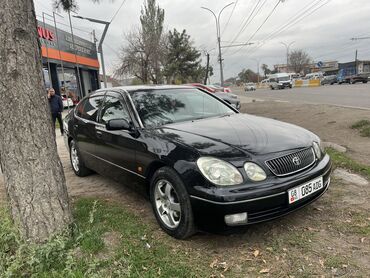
xmin=130 ymin=89 xmax=235 ymax=127
xmin=101 ymin=96 xmax=130 ymax=124
xmin=79 ymin=96 xmax=104 ymax=121
xmin=75 ymin=99 xmax=86 ymax=118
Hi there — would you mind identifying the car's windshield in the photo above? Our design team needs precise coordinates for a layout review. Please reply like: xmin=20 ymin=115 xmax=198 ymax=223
xmin=130 ymin=88 xmax=235 ymax=127
xmin=278 ymin=76 xmax=290 ymax=81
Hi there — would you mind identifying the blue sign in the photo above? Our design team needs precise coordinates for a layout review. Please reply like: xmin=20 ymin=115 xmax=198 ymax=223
xmin=317 ymin=61 xmax=323 ymax=68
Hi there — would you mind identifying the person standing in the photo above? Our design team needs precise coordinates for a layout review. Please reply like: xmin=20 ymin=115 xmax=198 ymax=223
xmin=47 ymin=88 xmax=64 ymax=135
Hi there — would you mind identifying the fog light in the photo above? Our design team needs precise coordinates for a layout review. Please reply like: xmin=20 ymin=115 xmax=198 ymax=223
xmin=224 ymin=212 xmax=248 ymax=226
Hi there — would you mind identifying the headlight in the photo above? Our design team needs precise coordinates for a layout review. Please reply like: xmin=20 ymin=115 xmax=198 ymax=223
xmin=244 ymin=162 xmax=267 ymax=182
xmin=197 ymin=157 xmax=243 ymax=186
xmin=313 ymin=141 xmax=322 ymax=160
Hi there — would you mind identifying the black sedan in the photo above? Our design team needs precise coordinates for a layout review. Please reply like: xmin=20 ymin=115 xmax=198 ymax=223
xmin=63 ymin=85 xmax=331 ymax=239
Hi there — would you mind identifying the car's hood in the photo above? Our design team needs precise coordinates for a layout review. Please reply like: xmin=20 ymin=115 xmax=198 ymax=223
xmin=156 ymin=113 xmax=316 ymax=158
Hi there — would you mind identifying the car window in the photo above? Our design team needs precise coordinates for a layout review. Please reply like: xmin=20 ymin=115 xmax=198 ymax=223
xmin=80 ymin=96 xmax=104 ymax=122
xmin=75 ymin=99 xmax=86 ymax=118
xmin=100 ymin=96 xmax=131 ymax=125
xmin=130 ymin=88 xmax=235 ymax=127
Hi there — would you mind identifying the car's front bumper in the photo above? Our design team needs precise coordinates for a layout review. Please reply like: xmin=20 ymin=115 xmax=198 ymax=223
xmin=190 ymin=154 xmax=331 ymax=229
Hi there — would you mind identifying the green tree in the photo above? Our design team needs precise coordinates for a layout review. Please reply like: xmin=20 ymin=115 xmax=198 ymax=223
xmin=116 ymin=0 xmax=166 ymax=84
xmin=164 ymin=29 xmax=208 ymax=83
xmin=238 ymin=68 xmax=259 ymax=83
xmin=261 ymin=63 xmax=272 ymax=78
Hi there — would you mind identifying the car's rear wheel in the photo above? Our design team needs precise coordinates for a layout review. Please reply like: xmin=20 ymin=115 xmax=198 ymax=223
xmin=150 ymin=167 xmax=195 ymax=239
xmin=69 ymin=140 xmax=92 ymax=177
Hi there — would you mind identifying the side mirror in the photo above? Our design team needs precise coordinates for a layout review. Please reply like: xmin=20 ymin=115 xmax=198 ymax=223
xmin=106 ymin=119 xmax=131 ymax=131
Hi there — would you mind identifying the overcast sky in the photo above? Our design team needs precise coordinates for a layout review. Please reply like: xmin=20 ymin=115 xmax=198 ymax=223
xmin=35 ymin=0 xmax=370 ymax=83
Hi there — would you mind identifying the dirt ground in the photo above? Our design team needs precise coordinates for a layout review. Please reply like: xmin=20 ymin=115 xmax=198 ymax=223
xmin=0 ymin=102 xmax=369 ymax=277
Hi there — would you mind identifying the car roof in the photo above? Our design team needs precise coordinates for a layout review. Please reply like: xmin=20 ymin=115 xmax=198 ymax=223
xmin=95 ymin=85 xmax=193 ymax=93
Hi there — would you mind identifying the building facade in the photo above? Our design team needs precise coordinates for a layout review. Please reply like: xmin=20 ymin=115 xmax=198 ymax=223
xmin=38 ymin=20 xmax=100 ymax=99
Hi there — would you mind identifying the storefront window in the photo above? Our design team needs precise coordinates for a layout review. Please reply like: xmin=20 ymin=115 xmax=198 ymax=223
xmin=57 ymin=66 xmax=80 ymax=102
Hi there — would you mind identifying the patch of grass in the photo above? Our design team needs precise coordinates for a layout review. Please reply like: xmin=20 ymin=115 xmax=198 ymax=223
xmin=324 ymin=255 xmax=348 ymax=268
xmin=326 ymin=148 xmax=370 ymax=179
xmin=0 ymin=199 xmax=210 ymax=277
xmin=336 ymin=212 xmax=370 ymax=236
xmin=360 ymin=126 xmax=370 ymax=137
xmin=351 ymin=119 xmax=370 ymax=137
xmin=351 ymin=119 xmax=370 ymax=129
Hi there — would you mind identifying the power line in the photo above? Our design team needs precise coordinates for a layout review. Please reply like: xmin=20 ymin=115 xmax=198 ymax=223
xmin=227 ymin=0 xmax=282 ymax=57
xmin=36 ymin=14 xmax=92 ymax=35
xmin=223 ymin=0 xmax=265 ymax=53
xmin=245 ymin=0 xmax=331 ymax=57
xmin=224 ymin=0 xmax=331 ymax=71
xmin=257 ymin=0 xmax=325 ymax=47
xmin=221 ymin=0 xmax=238 ymax=36
xmin=110 ymin=0 xmax=127 ymax=23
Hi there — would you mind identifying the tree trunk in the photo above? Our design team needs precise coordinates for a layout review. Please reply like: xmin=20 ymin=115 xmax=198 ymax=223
xmin=0 ymin=0 xmax=72 ymax=242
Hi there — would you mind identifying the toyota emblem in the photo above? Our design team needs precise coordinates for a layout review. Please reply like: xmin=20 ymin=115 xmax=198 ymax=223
xmin=292 ymin=156 xmax=301 ymax=166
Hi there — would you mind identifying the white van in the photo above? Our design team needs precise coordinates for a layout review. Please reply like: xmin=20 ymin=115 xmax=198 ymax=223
xmin=269 ymin=73 xmax=292 ymax=90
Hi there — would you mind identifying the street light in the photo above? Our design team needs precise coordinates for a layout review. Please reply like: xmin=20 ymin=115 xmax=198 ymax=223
xmin=201 ymin=2 xmax=234 ymax=87
xmin=280 ymin=41 xmax=295 ymax=72
xmin=73 ymin=15 xmax=110 ymax=88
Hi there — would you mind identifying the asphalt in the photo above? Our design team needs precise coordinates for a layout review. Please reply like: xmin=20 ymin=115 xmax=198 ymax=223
xmin=233 ymin=83 xmax=370 ymax=110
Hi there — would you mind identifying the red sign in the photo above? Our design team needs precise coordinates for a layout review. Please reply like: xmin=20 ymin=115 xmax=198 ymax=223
xmin=37 ymin=26 xmax=55 ymax=41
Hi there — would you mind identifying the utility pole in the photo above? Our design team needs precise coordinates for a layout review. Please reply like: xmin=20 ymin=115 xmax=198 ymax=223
xmin=355 ymin=49 xmax=358 ymax=75
xmin=201 ymin=2 xmax=234 ymax=87
xmin=280 ymin=41 xmax=295 ymax=72
xmin=204 ymin=52 xmax=210 ymax=85
xmin=73 ymin=15 xmax=110 ymax=88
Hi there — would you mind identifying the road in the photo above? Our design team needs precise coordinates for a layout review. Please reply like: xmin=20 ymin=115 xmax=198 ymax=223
xmin=233 ymin=83 xmax=370 ymax=110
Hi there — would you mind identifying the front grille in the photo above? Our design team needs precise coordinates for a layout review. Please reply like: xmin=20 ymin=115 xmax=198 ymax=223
xmin=265 ymin=147 xmax=316 ymax=176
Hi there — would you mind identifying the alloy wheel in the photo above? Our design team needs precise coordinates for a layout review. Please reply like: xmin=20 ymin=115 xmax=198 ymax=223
xmin=71 ymin=144 xmax=80 ymax=172
xmin=154 ymin=179 xmax=181 ymax=229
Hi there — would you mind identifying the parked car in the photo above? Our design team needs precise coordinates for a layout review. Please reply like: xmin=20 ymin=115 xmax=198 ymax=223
xmin=321 ymin=75 xmax=337 ymax=85
xmin=64 ymin=85 xmax=332 ymax=239
xmin=339 ymin=74 xmax=368 ymax=84
xmin=304 ymin=72 xmax=323 ymax=80
xmin=188 ymin=83 xmax=240 ymax=110
xmin=245 ymin=82 xmax=256 ymax=91
xmin=61 ymin=94 xmax=74 ymax=108
xmin=269 ymin=73 xmax=292 ymax=90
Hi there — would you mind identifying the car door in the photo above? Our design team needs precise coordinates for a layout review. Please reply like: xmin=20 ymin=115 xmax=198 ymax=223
xmin=94 ymin=91 xmax=143 ymax=184
xmin=74 ymin=94 xmax=105 ymax=170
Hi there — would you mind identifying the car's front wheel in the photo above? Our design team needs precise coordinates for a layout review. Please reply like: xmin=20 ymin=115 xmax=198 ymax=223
xmin=69 ymin=140 xmax=93 ymax=177
xmin=150 ymin=167 xmax=195 ymax=239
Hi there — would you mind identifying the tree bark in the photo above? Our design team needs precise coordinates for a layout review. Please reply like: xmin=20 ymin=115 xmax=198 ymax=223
xmin=0 ymin=0 xmax=72 ymax=242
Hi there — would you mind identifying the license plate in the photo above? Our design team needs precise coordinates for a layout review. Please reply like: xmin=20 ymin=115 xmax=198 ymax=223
xmin=288 ymin=176 xmax=323 ymax=204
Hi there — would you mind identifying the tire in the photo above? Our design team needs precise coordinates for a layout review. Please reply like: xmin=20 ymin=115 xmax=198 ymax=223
xmin=150 ymin=167 xmax=195 ymax=239
xmin=69 ymin=140 xmax=93 ymax=177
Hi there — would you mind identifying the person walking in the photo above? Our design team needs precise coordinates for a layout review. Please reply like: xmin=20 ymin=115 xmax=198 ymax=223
xmin=47 ymin=88 xmax=64 ymax=135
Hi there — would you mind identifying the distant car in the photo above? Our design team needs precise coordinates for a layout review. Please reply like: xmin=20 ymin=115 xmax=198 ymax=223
xmin=187 ymin=83 xmax=240 ymax=110
xmin=245 ymin=82 xmax=256 ymax=91
xmin=208 ymin=84 xmax=232 ymax=93
xmin=321 ymin=75 xmax=337 ymax=85
xmin=61 ymin=94 xmax=74 ymax=108
xmin=343 ymin=75 xmax=368 ymax=84
xmin=269 ymin=73 xmax=292 ymax=90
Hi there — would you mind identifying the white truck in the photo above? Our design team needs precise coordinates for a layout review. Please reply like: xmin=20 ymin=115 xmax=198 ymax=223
xmin=269 ymin=73 xmax=293 ymax=90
